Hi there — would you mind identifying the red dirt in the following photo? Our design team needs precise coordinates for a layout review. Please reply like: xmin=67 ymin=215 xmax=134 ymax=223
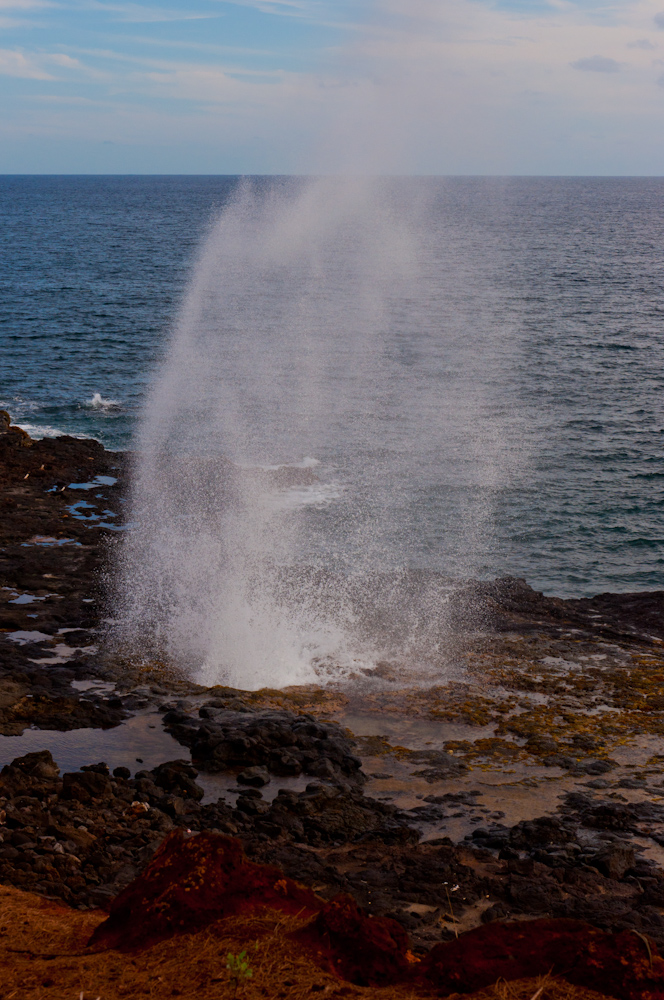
xmin=88 ymin=829 xmax=321 ymax=951
xmin=293 ymin=892 xmax=413 ymax=986
xmin=422 ymin=917 xmax=664 ymax=1000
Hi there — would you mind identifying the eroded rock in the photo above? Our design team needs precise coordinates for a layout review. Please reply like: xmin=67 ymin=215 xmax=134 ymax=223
xmin=422 ymin=917 xmax=664 ymax=1000
xmin=88 ymin=830 xmax=320 ymax=950
xmin=163 ymin=706 xmax=365 ymax=787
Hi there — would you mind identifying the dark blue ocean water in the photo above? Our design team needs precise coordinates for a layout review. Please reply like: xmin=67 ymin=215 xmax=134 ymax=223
xmin=1 ymin=175 xmax=663 ymax=599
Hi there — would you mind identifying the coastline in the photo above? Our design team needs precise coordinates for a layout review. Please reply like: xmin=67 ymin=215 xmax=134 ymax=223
xmin=3 ymin=411 xmax=664 ymax=996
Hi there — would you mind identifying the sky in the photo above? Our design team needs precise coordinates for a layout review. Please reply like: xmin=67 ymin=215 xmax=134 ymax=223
xmin=2 ymin=0 xmax=664 ymax=173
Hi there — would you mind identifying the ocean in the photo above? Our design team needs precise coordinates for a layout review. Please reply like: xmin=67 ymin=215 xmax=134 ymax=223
xmin=2 ymin=175 xmax=663 ymax=601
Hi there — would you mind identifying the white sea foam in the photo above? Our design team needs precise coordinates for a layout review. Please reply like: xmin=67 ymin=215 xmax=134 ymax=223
xmin=16 ymin=422 xmax=65 ymax=439
xmin=88 ymin=392 xmax=121 ymax=411
xmin=15 ymin=421 xmax=97 ymax=441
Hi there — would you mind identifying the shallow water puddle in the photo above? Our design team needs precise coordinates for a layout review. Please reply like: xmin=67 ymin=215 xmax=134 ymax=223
xmin=5 ymin=630 xmax=53 ymax=644
xmin=66 ymin=499 xmax=125 ymax=531
xmin=339 ymin=709 xmax=664 ymax=849
xmin=68 ymin=475 xmax=117 ymax=490
xmin=21 ymin=536 xmax=79 ymax=547
xmin=336 ymin=710 xmax=572 ymax=841
xmin=339 ymin=711 xmax=496 ymax=749
xmin=0 ymin=710 xmax=318 ymax=806
xmin=197 ymin=771 xmax=312 ymax=807
xmin=67 ymin=500 xmax=101 ymax=520
xmin=4 ymin=629 xmax=96 ymax=664
xmin=358 ymin=749 xmax=574 ymax=842
xmin=28 ymin=643 xmax=98 ymax=665
xmin=71 ymin=679 xmax=116 ymax=694
xmin=0 ymin=712 xmax=187 ymax=777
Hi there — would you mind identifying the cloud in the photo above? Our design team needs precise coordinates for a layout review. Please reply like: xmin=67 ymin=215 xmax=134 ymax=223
xmin=86 ymin=1 xmax=220 ymax=22
xmin=49 ymin=53 xmax=83 ymax=66
xmin=0 ymin=0 xmax=53 ymax=25
xmin=0 ymin=14 xmax=40 ymax=23
xmin=30 ymin=93 xmax=101 ymax=102
xmin=0 ymin=0 xmax=54 ymax=6
xmin=221 ymin=0 xmax=313 ymax=12
xmin=2 ymin=0 xmax=664 ymax=173
xmin=0 ymin=49 xmax=55 ymax=78
xmin=570 ymin=55 xmax=620 ymax=72
xmin=0 ymin=48 xmax=89 ymax=80
xmin=655 ymin=11 xmax=664 ymax=28
xmin=215 ymin=0 xmax=354 ymax=26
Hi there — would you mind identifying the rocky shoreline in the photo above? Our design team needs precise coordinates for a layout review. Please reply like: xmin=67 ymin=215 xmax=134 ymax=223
xmin=3 ymin=411 xmax=664 ymax=995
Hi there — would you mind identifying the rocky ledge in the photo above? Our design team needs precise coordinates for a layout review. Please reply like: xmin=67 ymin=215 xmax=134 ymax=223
xmin=4 ymin=742 xmax=664 ymax=958
xmin=3 ymin=415 xmax=664 ymax=997
xmin=4 ymin=828 xmax=664 ymax=1000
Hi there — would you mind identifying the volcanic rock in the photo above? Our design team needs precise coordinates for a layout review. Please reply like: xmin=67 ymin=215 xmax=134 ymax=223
xmin=422 ymin=917 xmax=664 ymax=999
xmin=163 ymin=706 xmax=365 ymax=788
xmin=88 ymin=830 xmax=320 ymax=951
xmin=294 ymin=894 xmax=412 ymax=987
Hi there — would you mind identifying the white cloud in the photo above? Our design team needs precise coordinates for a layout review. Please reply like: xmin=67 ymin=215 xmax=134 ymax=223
xmin=49 ymin=52 xmax=83 ymax=66
xmin=0 ymin=14 xmax=39 ymax=23
xmin=297 ymin=0 xmax=664 ymax=171
xmin=30 ymin=92 xmax=102 ymax=101
xmin=214 ymin=0 xmax=356 ymax=28
xmin=0 ymin=49 xmax=54 ymax=78
xmin=0 ymin=48 xmax=89 ymax=79
xmin=220 ymin=0 xmax=314 ymax=12
xmin=2 ymin=0 xmax=664 ymax=172
xmin=0 ymin=0 xmax=55 ymax=7
xmin=0 ymin=0 xmax=54 ymax=26
xmin=84 ymin=1 xmax=220 ymax=22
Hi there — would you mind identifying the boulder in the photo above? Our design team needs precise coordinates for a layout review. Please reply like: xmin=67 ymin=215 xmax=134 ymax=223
xmin=2 ymin=749 xmax=59 ymax=782
xmin=61 ymin=771 xmax=112 ymax=803
xmin=151 ymin=760 xmax=203 ymax=800
xmin=590 ymin=844 xmax=636 ymax=879
xmin=294 ymin=894 xmax=412 ymax=987
xmin=237 ymin=765 xmax=270 ymax=787
xmin=88 ymin=831 xmax=320 ymax=951
xmin=421 ymin=917 xmax=664 ymax=1000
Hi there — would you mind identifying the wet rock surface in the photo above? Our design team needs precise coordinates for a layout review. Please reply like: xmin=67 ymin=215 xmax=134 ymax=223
xmin=4 ymin=744 xmax=664 ymax=956
xmin=0 ymin=410 xmax=126 ymax=734
xmin=163 ymin=704 xmax=366 ymax=787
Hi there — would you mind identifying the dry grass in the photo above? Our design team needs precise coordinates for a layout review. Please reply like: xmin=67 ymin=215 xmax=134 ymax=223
xmin=0 ymin=885 xmax=617 ymax=1000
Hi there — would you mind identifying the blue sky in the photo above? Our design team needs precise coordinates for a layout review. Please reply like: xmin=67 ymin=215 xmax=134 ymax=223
xmin=2 ymin=0 xmax=664 ymax=173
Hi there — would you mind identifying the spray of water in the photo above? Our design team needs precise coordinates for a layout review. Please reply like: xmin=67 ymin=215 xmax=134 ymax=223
xmin=114 ymin=176 xmax=522 ymax=689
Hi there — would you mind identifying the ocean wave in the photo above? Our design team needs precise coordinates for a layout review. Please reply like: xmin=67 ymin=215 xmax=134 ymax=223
xmin=87 ymin=392 xmax=121 ymax=411
xmin=15 ymin=422 xmax=95 ymax=441
xmin=15 ymin=422 xmax=65 ymax=439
